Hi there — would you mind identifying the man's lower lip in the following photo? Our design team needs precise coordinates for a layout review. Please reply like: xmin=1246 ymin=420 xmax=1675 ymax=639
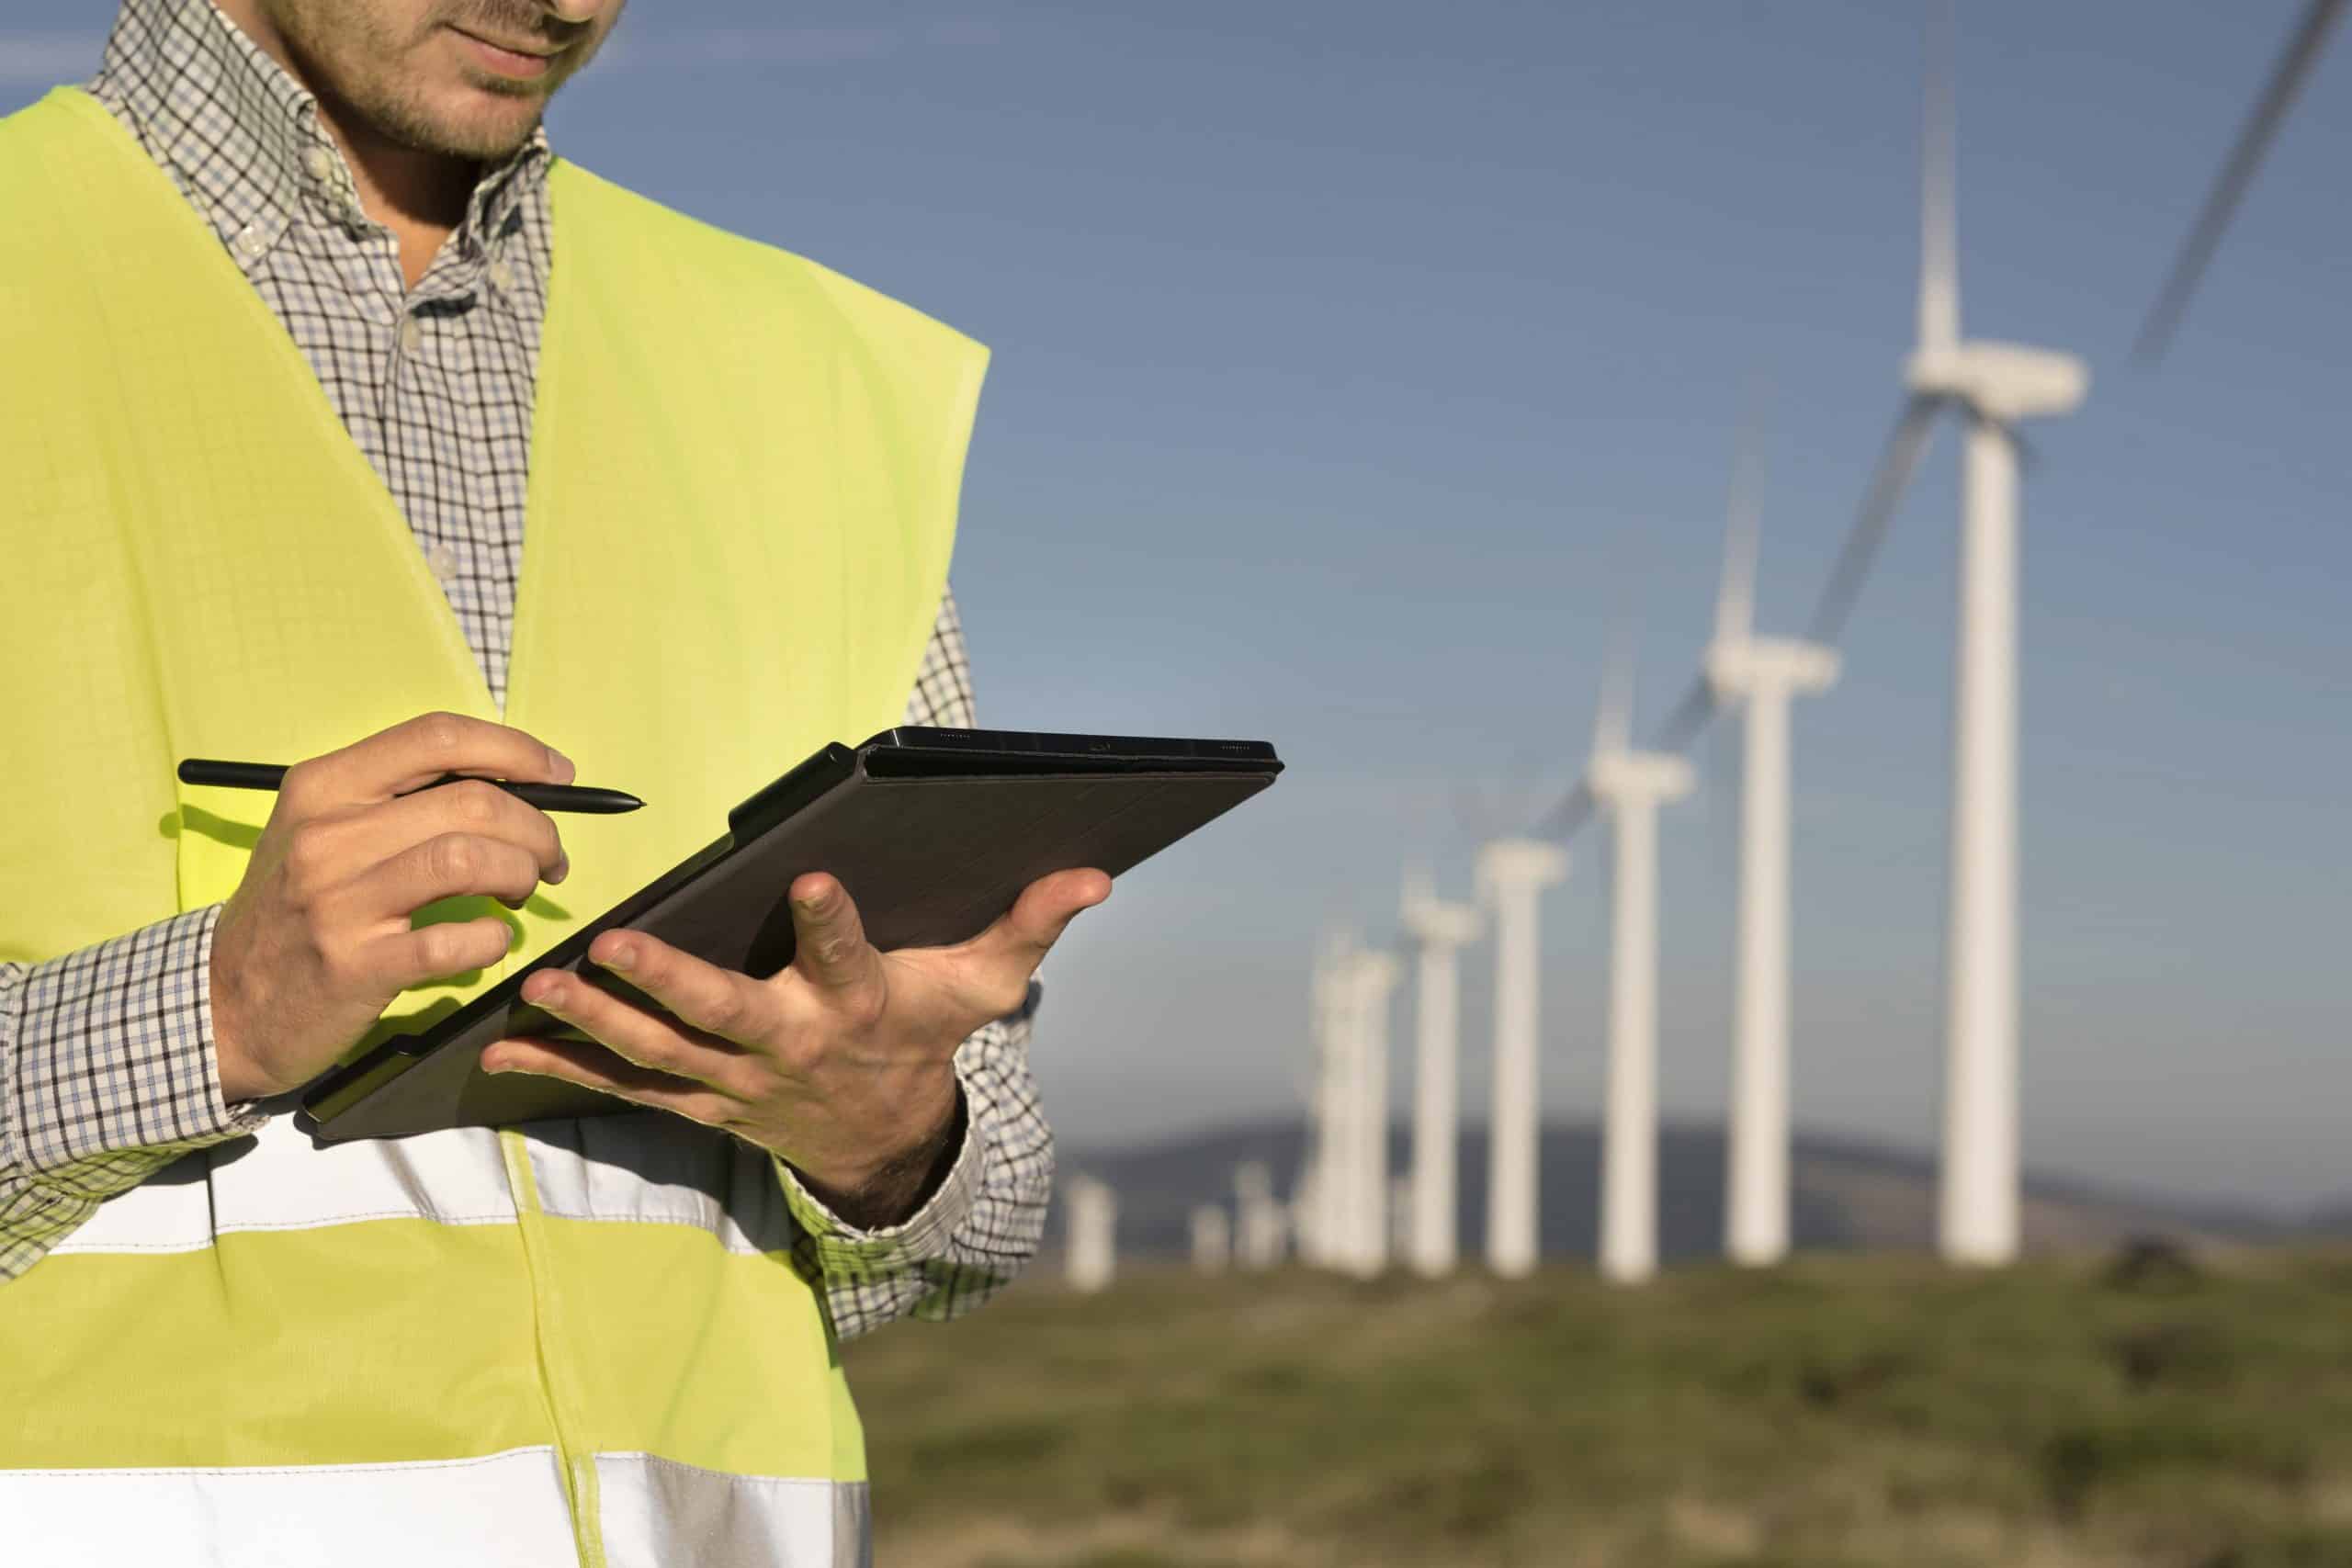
xmin=455 ymin=29 xmax=557 ymax=78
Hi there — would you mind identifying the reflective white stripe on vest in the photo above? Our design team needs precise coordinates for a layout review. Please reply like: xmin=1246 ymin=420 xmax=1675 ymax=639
xmin=49 ymin=1111 xmax=800 ymax=1256
xmin=526 ymin=1111 xmax=794 ymax=1254
xmin=595 ymin=1454 xmax=869 ymax=1568
xmin=5 ymin=1447 xmax=577 ymax=1567
xmin=50 ymin=1118 xmax=516 ymax=1254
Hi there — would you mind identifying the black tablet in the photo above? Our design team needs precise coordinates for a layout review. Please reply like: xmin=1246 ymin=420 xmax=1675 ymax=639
xmin=298 ymin=727 xmax=1282 ymax=1142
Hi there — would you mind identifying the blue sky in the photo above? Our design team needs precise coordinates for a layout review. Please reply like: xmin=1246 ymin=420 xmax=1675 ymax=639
xmin=6 ymin=2 xmax=2347 ymax=1208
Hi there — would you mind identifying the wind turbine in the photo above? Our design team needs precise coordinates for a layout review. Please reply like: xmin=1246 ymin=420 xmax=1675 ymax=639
xmin=1474 ymin=837 xmax=1568 ymax=1279
xmin=1065 ymin=1176 xmax=1118 ymax=1293
xmin=1233 ymin=1161 xmax=1284 ymax=1269
xmin=1400 ymin=868 xmax=1483 ymax=1277
xmin=1690 ymin=432 xmax=1840 ymax=1267
xmin=1584 ymin=664 xmax=1693 ymax=1285
xmin=1299 ymin=931 xmax=1354 ymax=1268
xmin=1805 ymin=3 xmax=2087 ymax=1266
xmin=1340 ymin=946 xmax=1401 ymax=1277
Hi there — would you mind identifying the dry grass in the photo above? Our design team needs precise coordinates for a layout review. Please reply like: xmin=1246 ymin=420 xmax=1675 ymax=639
xmin=845 ymin=1250 xmax=2352 ymax=1568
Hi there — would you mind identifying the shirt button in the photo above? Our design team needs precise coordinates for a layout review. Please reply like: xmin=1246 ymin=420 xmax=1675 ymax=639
xmin=232 ymin=223 xmax=266 ymax=260
xmin=424 ymin=545 xmax=459 ymax=585
xmin=397 ymin=317 xmax=424 ymax=355
xmin=302 ymin=146 xmax=337 ymax=184
xmin=486 ymin=258 xmax=516 ymax=292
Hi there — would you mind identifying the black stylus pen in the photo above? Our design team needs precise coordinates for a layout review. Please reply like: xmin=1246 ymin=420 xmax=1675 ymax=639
xmin=176 ymin=759 xmax=644 ymax=815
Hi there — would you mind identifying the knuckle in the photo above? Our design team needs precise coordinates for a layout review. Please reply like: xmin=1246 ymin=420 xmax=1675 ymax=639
xmin=427 ymin=832 xmax=482 ymax=887
xmin=774 ymin=1033 xmax=825 ymax=1076
xmin=277 ymin=757 xmax=324 ymax=810
xmin=413 ymin=923 xmax=467 ymax=975
xmin=450 ymin=779 xmax=504 ymax=826
xmin=716 ymin=1061 xmax=770 ymax=1102
xmin=695 ymin=986 xmax=749 ymax=1036
xmin=622 ymin=1035 xmax=676 ymax=1071
xmin=416 ymin=711 xmax=469 ymax=756
xmin=281 ymin=824 xmax=334 ymax=895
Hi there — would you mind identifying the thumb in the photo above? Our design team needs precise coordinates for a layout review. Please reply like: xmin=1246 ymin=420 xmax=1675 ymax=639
xmin=982 ymin=867 xmax=1111 ymax=972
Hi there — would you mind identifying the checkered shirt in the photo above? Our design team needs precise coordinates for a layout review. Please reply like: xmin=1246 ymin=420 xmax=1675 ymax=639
xmin=0 ymin=0 xmax=1052 ymax=1338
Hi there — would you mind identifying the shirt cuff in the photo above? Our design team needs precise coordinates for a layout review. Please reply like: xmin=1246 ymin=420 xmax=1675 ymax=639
xmin=12 ymin=904 xmax=267 ymax=1186
xmin=773 ymin=1070 xmax=983 ymax=1284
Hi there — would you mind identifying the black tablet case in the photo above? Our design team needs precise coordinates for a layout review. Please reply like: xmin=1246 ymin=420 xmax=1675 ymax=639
xmin=298 ymin=728 xmax=1280 ymax=1142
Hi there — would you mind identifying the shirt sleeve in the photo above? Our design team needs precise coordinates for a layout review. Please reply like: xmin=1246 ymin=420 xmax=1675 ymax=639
xmin=1 ymin=904 xmax=268 ymax=1282
xmin=777 ymin=586 xmax=1058 ymax=1340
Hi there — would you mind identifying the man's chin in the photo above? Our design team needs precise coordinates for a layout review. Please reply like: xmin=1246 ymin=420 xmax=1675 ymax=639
xmin=401 ymin=89 xmax=547 ymax=162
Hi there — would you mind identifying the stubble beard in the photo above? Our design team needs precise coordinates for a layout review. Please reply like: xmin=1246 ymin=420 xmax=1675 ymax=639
xmin=267 ymin=1 xmax=588 ymax=162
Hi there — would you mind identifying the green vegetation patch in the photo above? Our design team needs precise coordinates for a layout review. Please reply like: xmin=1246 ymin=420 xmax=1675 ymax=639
xmin=847 ymin=1251 xmax=2352 ymax=1568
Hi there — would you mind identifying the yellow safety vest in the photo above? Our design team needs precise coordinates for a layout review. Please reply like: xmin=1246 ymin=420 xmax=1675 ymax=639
xmin=0 ymin=87 xmax=985 ymax=1568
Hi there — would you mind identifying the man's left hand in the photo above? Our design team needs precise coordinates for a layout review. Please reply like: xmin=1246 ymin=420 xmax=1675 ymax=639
xmin=482 ymin=866 xmax=1109 ymax=1226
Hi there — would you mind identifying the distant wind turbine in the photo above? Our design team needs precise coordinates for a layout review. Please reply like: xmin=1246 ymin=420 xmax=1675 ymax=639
xmin=1806 ymin=2 xmax=2087 ymax=1266
xmin=1400 ymin=868 xmax=1483 ymax=1277
xmin=1653 ymin=423 xmax=1841 ymax=1267
xmin=1474 ymin=837 xmax=1568 ymax=1279
xmin=1340 ymin=947 xmax=1401 ymax=1277
xmin=1583 ymin=662 xmax=1693 ymax=1285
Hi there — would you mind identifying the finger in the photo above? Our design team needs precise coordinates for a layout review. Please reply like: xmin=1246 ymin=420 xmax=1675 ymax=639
xmin=359 ymin=915 xmax=516 ymax=990
xmin=355 ymin=778 xmax=568 ymax=888
xmin=518 ymin=964 xmax=765 ymax=1096
xmin=967 ymin=867 xmax=1111 ymax=973
xmin=340 ymin=831 xmax=548 ymax=920
xmin=480 ymin=1036 xmax=738 ymax=1128
xmin=581 ymin=931 xmax=767 ymax=1045
xmin=786 ymin=874 xmax=886 ymax=996
xmin=290 ymin=711 xmax=576 ymax=810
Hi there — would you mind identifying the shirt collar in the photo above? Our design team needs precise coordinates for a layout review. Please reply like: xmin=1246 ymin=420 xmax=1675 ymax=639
xmin=94 ymin=0 xmax=551 ymax=276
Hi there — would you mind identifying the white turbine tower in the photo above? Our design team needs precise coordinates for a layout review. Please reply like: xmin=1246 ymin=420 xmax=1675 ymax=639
xmin=1300 ymin=931 xmax=1354 ymax=1269
xmin=1340 ymin=947 xmax=1401 ymax=1277
xmin=1233 ymin=1161 xmax=1284 ymax=1269
xmin=1703 ymin=441 xmax=1838 ymax=1267
xmin=1189 ymin=1204 xmax=1231 ymax=1273
xmin=1400 ymin=868 xmax=1482 ymax=1277
xmin=1806 ymin=4 xmax=2086 ymax=1266
xmin=1475 ymin=838 xmax=1567 ymax=1279
xmin=1065 ymin=1176 xmax=1118 ymax=1293
xmin=1584 ymin=666 xmax=1692 ymax=1285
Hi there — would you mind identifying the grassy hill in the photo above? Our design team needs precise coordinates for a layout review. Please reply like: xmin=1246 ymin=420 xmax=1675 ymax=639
xmin=846 ymin=1250 xmax=2352 ymax=1568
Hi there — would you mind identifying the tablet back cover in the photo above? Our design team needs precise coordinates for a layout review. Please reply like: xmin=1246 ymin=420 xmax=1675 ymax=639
xmin=302 ymin=754 xmax=1273 ymax=1141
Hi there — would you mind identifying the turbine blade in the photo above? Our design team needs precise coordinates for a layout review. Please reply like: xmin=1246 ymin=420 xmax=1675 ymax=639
xmin=2136 ymin=0 xmax=2346 ymax=365
xmin=1531 ymin=780 xmax=1596 ymax=842
xmin=1807 ymin=395 xmax=1945 ymax=646
xmin=1593 ymin=648 xmax=1633 ymax=760
xmin=1651 ymin=673 xmax=1717 ymax=756
xmin=1715 ymin=392 xmax=1765 ymax=647
xmin=1918 ymin=0 xmax=1962 ymax=354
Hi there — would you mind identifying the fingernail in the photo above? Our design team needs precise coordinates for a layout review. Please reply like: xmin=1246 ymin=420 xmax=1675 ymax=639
xmin=547 ymin=747 xmax=576 ymax=784
xmin=600 ymin=945 xmax=633 ymax=972
xmin=551 ymin=852 xmax=571 ymax=886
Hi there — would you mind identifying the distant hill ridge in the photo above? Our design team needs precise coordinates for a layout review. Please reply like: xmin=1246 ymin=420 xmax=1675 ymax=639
xmin=1065 ymin=1120 xmax=2345 ymax=1260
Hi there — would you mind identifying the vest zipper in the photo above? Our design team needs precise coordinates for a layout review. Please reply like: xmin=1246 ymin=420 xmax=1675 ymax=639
xmin=500 ymin=1128 xmax=608 ymax=1568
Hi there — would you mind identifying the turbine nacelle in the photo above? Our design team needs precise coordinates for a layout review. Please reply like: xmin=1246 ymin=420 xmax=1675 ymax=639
xmin=1903 ymin=341 xmax=2090 ymax=423
xmin=1400 ymin=880 xmax=1483 ymax=949
xmin=1586 ymin=750 xmax=1694 ymax=809
xmin=1474 ymin=838 xmax=1568 ymax=902
xmin=1706 ymin=636 xmax=1841 ymax=706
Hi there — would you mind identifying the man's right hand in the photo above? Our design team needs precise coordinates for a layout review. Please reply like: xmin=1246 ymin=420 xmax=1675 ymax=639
xmin=209 ymin=712 xmax=575 ymax=1103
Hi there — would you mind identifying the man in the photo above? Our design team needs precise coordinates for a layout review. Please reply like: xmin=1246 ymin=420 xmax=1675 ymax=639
xmin=0 ymin=2 xmax=1104 ymax=1562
